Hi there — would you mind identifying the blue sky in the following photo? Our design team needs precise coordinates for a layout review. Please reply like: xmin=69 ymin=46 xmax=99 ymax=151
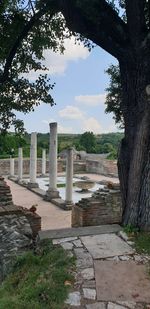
xmin=16 ymin=37 xmax=119 ymax=134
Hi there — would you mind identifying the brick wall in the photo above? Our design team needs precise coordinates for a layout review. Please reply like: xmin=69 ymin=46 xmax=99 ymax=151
xmin=72 ymin=186 xmax=122 ymax=227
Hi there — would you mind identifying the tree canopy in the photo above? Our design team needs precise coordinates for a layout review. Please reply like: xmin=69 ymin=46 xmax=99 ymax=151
xmin=79 ymin=131 xmax=96 ymax=153
xmin=0 ymin=0 xmax=69 ymax=131
xmin=0 ymin=0 xmax=133 ymax=130
xmin=105 ymin=64 xmax=123 ymax=128
xmin=1 ymin=0 xmax=150 ymax=132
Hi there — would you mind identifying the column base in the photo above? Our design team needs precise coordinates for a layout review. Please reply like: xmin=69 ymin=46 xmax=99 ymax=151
xmin=64 ymin=201 xmax=74 ymax=210
xmin=40 ymin=174 xmax=47 ymax=178
xmin=44 ymin=189 xmax=60 ymax=201
xmin=27 ymin=182 xmax=39 ymax=189
xmin=17 ymin=179 xmax=23 ymax=185
xmin=8 ymin=175 xmax=15 ymax=180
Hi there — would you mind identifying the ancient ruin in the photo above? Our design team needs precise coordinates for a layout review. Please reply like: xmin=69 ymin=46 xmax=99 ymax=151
xmin=72 ymin=182 xmax=122 ymax=227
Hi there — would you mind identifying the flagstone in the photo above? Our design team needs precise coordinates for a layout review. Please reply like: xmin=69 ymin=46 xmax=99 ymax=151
xmin=95 ymin=260 xmax=150 ymax=303
xmin=80 ymin=234 xmax=134 ymax=259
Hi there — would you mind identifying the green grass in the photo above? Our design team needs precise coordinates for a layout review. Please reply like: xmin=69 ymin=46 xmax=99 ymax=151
xmin=0 ymin=240 xmax=76 ymax=309
xmin=123 ymin=225 xmax=150 ymax=255
xmin=134 ymin=232 xmax=150 ymax=255
xmin=57 ymin=183 xmax=76 ymax=188
xmin=44 ymin=181 xmax=76 ymax=188
xmin=123 ymin=224 xmax=139 ymax=235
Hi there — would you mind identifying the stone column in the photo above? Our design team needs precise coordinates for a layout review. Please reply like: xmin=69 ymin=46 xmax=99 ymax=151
xmin=42 ymin=149 xmax=46 ymax=176
xmin=46 ymin=122 xmax=59 ymax=200
xmin=18 ymin=148 xmax=23 ymax=182
xmin=10 ymin=157 xmax=15 ymax=177
xmin=65 ymin=148 xmax=74 ymax=208
xmin=28 ymin=132 xmax=39 ymax=188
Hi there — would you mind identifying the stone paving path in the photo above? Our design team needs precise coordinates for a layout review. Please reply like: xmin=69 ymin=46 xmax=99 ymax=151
xmin=7 ymin=179 xmax=71 ymax=230
xmin=51 ymin=230 xmax=150 ymax=309
xmin=5 ymin=177 xmax=150 ymax=308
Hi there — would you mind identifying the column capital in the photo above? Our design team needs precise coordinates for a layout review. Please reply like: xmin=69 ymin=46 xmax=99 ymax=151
xmin=49 ymin=122 xmax=57 ymax=129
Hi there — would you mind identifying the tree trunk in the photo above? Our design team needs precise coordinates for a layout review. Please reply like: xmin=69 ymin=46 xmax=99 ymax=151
xmin=118 ymin=56 xmax=150 ymax=230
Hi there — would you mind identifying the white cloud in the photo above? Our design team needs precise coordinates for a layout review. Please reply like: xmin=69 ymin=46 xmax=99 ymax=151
xmin=58 ymin=124 xmax=73 ymax=134
xmin=75 ymin=94 xmax=106 ymax=106
xmin=42 ymin=119 xmax=73 ymax=133
xmin=83 ymin=117 xmax=102 ymax=134
xmin=59 ymin=105 xmax=84 ymax=120
xmin=23 ymin=36 xmax=89 ymax=80
xmin=44 ymin=37 xmax=89 ymax=75
xmin=101 ymin=123 xmax=120 ymax=133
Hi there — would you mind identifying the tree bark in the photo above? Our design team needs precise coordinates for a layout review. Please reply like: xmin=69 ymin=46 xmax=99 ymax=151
xmin=118 ymin=55 xmax=150 ymax=230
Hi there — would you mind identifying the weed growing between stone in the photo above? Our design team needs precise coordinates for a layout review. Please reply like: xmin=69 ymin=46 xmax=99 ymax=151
xmin=123 ymin=224 xmax=139 ymax=235
xmin=0 ymin=240 xmax=76 ymax=309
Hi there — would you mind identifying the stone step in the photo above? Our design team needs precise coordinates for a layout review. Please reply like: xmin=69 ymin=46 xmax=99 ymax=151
xmin=39 ymin=224 xmax=121 ymax=240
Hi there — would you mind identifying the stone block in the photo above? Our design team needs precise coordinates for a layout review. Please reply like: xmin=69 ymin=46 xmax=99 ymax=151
xmin=65 ymin=291 xmax=81 ymax=306
xmin=83 ymin=288 xmax=96 ymax=300
xmin=81 ymin=234 xmax=133 ymax=259
xmin=81 ymin=268 xmax=94 ymax=280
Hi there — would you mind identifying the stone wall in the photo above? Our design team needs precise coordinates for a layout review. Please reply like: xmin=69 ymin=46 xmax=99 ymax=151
xmin=0 ymin=213 xmax=33 ymax=281
xmin=72 ymin=184 xmax=122 ymax=227
xmin=0 ymin=157 xmax=118 ymax=177
xmin=0 ymin=177 xmax=41 ymax=281
xmin=0 ymin=159 xmax=86 ymax=176
xmin=86 ymin=159 xmax=118 ymax=177
xmin=0 ymin=176 xmax=41 ymax=236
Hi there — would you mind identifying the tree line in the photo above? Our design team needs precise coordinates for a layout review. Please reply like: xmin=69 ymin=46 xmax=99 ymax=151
xmin=0 ymin=131 xmax=123 ymax=160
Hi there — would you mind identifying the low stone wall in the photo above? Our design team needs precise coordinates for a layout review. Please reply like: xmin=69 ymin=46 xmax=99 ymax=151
xmin=0 ymin=176 xmax=41 ymax=281
xmin=0 ymin=213 xmax=33 ymax=281
xmin=17 ymin=206 xmax=41 ymax=238
xmin=72 ymin=184 xmax=122 ymax=227
xmin=0 ymin=210 xmax=41 ymax=282
xmin=0 ymin=157 xmax=118 ymax=177
xmin=86 ymin=159 xmax=118 ymax=177
xmin=0 ymin=159 xmax=86 ymax=176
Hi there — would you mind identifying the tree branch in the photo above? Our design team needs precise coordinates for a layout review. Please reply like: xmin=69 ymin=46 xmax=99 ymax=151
xmin=0 ymin=2 xmax=56 ymax=84
xmin=29 ymin=0 xmax=36 ymax=15
xmin=57 ymin=0 xmax=129 ymax=60
xmin=0 ymin=0 xmax=130 ymax=83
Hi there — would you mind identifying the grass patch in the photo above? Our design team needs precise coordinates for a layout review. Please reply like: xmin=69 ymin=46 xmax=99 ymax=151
xmin=57 ymin=183 xmax=76 ymax=188
xmin=0 ymin=240 xmax=76 ymax=309
xmin=123 ymin=224 xmax=139 ymax=236
xmin=134 ymin=232 xmax=150 ymax=255
xmin=123 ymin=225 xmax=150 ymax=255
xmin=45 ymin=183 xmax=76 ymax=188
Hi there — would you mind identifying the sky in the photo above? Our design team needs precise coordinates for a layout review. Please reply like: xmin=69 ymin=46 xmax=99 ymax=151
xmin=16 ymin=36 xmax=119 ymax=134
